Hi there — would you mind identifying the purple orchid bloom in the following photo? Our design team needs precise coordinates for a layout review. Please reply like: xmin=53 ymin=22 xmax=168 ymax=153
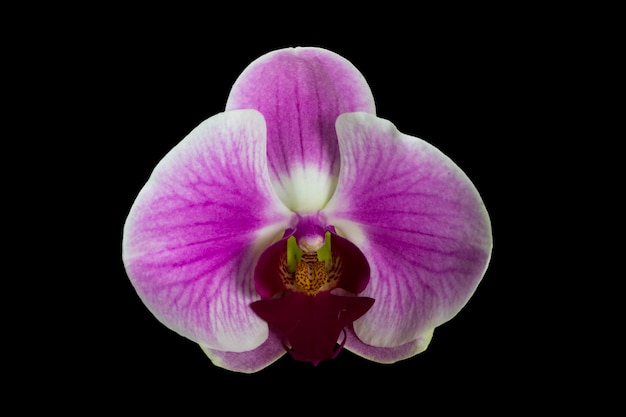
xmin=122 ymin=47 xmax=492 ymax=373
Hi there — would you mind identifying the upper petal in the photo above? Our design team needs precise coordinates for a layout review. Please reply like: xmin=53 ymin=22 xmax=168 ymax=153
xmin=324 ymin=113 xmax=492 ymax=348
xmin=226 ymin=47 xmax=375 ymax=212
xmin=122 ymin=109 xmax=292 ymax=353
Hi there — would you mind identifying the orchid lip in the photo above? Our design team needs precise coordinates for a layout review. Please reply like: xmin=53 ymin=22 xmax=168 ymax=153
xmin=251 ymin=216 xmax=374 ymax=365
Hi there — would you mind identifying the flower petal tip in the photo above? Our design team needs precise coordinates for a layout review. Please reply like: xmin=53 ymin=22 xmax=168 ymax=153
xmin=345 ymin=327 xmax=435 ymax=364
xmin=200 ymin=332 xmax=286 ymax=373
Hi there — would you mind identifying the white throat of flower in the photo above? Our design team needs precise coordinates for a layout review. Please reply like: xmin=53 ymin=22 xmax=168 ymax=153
xmin=273 ymin=165 xmax=338 ymax=212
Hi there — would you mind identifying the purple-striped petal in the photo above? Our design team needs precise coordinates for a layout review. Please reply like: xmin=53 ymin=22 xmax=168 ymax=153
xmin=200 ymin=331 xmax=286 ymax=373
xmin=122 ymin=110 xmax=293 ymax=353
xmin=325 ymin=112 xmax=492 ymax=348
xmin=225 ymin=47 xmax=375 ymax=212
xmin=344 ymin=327 xmax=433 ymax=363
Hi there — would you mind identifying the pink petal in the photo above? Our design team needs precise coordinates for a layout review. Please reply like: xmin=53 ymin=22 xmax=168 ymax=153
xmin=200 ymin=331 xmax=286 ymax=373
xmin=344 ymin=326 xmax=433 ymax=363
xmin=123 ymin=110 xmax=293 ymax=353
xmin=225 ymin=47 xmax=375 ymax=212
xmin=325 ymin=112 xmax=492 ymax=348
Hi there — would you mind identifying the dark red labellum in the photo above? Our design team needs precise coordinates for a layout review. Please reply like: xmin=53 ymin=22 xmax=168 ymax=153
xmin=252 ymin=229 xmax=374 ymax=365
xmin=251 ymin=291 xmax=374 ymax=365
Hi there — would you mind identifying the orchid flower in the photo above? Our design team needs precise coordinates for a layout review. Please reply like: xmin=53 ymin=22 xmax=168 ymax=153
xmin=122 ymin=47 xmax=492 ymax=373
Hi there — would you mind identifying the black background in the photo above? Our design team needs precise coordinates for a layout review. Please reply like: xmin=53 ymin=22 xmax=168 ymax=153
xmin=32 ymin=9 xmax=592 ymax=412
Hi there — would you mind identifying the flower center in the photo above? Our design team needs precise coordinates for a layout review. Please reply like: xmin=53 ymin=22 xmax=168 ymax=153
xmin=295 ymin=253 xmax=330 ymax=295
xmin=251 ymin=227 xmax=374 ymax=365
xmin=281 ymin=233 xmax=341 ymax=296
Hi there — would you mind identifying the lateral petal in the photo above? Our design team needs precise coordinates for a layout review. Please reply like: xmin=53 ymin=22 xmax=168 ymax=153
xmin=123 ymin=110 xmax=292 ymax=352
xmin=226 ymin=47 xmax=375 ymax=212
xmin=200 ymin=331 xmax=286 ymax=373
xmin=344 ymin=327 xmax=433 ymax=363
xmin=325 ymin=113 xmax=492 ymax=348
